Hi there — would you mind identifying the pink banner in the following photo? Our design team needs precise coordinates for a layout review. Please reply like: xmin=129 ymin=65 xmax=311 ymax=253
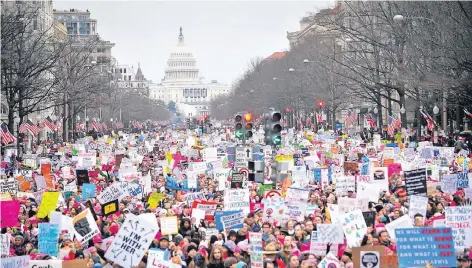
xmin=0 ymin=200 xmax=20 ymax=228
xmin=387 ymin=163 xmax=402 ymax=178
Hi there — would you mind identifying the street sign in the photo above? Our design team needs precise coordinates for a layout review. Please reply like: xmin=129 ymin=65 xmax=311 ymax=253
xmin=235 ymin=146 xmax=250 ymax=169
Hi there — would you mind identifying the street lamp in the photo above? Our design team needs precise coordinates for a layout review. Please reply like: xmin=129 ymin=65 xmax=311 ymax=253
xmin=393 ymin=15 xmax=404 ymax=21
xmin=303 ymin=59 xmax=310 ymax=64
xmin=400 ymin=106 xmax=406 ymax=114
xmin=433 ymin=105 xmax=440 ymax=115
xmin=373 ymin=107 xmax=378 ymax=114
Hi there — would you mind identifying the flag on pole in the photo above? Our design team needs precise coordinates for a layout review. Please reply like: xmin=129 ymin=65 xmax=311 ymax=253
xmin=92 ymin=120 xmax=99 ymax=132
xmin=419 ymin=110 xmax=436 ymax=131
xmin=392 ymin=113 xmax=402 ymax=130
xmin=365 ymin=114 xmax=376 ymax=128
xmin=24 ymin=120 xmax=41 ymax=136
xmin=387 ymin=115 xmax=396 ymax=137
xmin=43 ymin=116 xmax=57 ymax=132
xmin=464 ymin=109 xmax=472 ymax=118
xmin=344 ymin=110 xmax=357 ymax=127
xmin=316 ymin=112 xmax=323 ymax=123
xmin=0 ymin=123 xmax=16 ymax=145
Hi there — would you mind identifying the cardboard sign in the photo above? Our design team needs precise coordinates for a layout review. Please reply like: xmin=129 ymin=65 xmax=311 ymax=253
xmin=1 ymin=256 xmax=29 ymax=268
xmin=160 ymin=216 xmax=178 ymax=235
xmin=97 ymin=183 xmax=125 ymax=204
xmin=75 ymin=170 xmax=90 ymax=186
xmin=404 ymin=168 xmax=427 ymax=197
xmin=37 ymin=192 xmax=60 ymax=218
xmin=445 ymin=206 xmax=472 ymax=250
xmin=0 ymin=176 xmax=18 ymax=196
xmin=317 ymin=224 xmax=344 ymax=244
xmin=341 ymin=209 xmax=367 ymax=247
xmin=352 ymin=246 xmax=398 ymax=268
xmin=105 ymin=214 xmax=158 ymax=268
xmin=1 ymin=233 xmax=10 ymax=256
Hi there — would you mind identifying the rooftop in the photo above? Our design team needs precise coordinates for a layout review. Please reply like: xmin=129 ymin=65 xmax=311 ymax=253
xmin=266 ymin=52 xmax=288 ymax=60
xmin=53 ymin=9 xmax=91 ymax=14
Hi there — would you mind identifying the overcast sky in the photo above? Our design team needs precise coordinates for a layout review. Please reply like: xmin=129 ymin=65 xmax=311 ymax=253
xmin=54 ymin=1 xmax=333 ymax=85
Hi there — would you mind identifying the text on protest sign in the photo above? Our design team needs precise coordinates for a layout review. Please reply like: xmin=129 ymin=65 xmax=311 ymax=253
xmin=445 ymin=206 xmax=472 ymax=250
xmin=220 ymin=210 xmax=245 ymax=230
xmin=224 ymin=189 xmax=249 ymax=214
xmin=404 ymin=168 xmax=427 ymax=197
xmin=72 ymin=209 xmax=99 ymax=243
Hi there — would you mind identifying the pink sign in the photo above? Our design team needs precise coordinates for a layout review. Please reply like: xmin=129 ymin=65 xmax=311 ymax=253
xmin=250 ymin=202 xmax=264 ymax=213
xmin=0 ymin=200 xmax=20 ymax=228
xmin=387 ymin=163 xmax=402 ymax=177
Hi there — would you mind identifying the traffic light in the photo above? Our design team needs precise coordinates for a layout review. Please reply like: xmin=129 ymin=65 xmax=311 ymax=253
xmin=318 ymin=100 xmax=325 ymax=110
xmin=264 ymin=109 xmax=282 ymax=146
xmin=235 ymin=113 xmax=243 ymax=140
xmin=204 ymin=114 xmax=210 ymax=124
xmin=244 ymin=113 xmax=253 ymax=138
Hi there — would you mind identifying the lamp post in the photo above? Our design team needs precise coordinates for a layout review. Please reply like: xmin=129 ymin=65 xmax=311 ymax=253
xmin=433 ymin=104 xmax=440 ymax=143
xmin=373 ymin=107 xmax=379 ymax=132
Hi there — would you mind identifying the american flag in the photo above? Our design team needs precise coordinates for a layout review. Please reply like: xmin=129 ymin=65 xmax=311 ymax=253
xmin=316 ymin=112 xmax=323 ymax=123
xmin=391 ymin=113 xmax=402 ymax=130
xmin=102 ymin=123 xmax=108 ymax=131
xmin=76 ymin=121 xmax=85 ymax=132
xmin=365 ymin=114 xmax=376 ymax=128
xmin=55 ymin=117 xmax=63 ymax=132
xmin=43 ymin=116 xmax=57 ymax=132
xmin=92 ymin=120 xmax=100 ymax=132
xmin=20 ymin=120 xmax=41 ymax=137
xmin=344 ymin=110 xmax=357 ymax=126
xmin=387 ymin=115 xmax=396 ymax=137
xmin=1 ymin=123 xmax=16 ymax=145
xmin=420 ymin=110 xmax=436 ymax=131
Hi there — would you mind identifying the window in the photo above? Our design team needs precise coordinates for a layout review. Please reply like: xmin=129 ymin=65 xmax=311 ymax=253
xmin=120 ymin=68 xmax=123 ymax=73
xmin=129 ymin=75 xmax=131 ymax=81
xmin=1 ymin=104 xmax=7 ymax=114
xmin=124 ymin=69 xmax=127 ymax=73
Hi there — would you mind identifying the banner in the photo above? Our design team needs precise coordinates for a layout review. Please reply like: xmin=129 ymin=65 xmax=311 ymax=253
xmin=72 ymin=209 xmax=99 ymax=243
xmin=395 ymin=227 xmax=456 ymax=267
xmin=28 ymin=260 xmax=62 ymax=268
xmin=105 ymin=214 xmax=158 ymax=268
xmin=38 ymin=223 xmax=60 ymax=256
xmin=192 ymin=200 xmax=217 ymax=218
xmin=445 ymin=206 xmax=472 ymax=250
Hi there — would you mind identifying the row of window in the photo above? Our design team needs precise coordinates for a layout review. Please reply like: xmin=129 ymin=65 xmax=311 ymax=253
xmin=166 ymin=71 xmax=198 ymax=79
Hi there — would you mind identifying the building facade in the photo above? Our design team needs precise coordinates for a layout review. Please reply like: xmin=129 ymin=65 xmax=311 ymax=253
xmin=53 ymin=9 xmax=114 ymax=67
xmin=111 ymin=63 xmax=151 ymax=92
xmin=149 ymin=28 xmax=231 ymax=117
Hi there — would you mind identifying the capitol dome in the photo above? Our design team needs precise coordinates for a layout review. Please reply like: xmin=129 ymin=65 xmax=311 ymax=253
xmin=163 ymin=27 xmax=201 ymax=84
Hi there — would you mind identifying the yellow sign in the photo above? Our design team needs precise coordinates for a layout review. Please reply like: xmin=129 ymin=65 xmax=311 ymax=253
xmin=37 ymin=192 xmax=60 ymax=218
xmin=106 ymin=138 xmax=113 ymax=144
xmin=104 ymin=202 xmax=117 ymax=215
xmin=148 ymin=193 xmax=165 ymax=209
xmin=0 ymin=193 xmax=12 ymax=201
xmin=166 ymin=152 xmax=173 ymax=165
xmin=275 ymin=155 xmax=293 ymax=162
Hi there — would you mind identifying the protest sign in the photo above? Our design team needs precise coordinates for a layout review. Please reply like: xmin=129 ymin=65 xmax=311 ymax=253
xmin=160 ymin=216 xmax=178 ymax=235
xmin=317 ymin=224 xmax=344 ymax=244
xmin=262 ymin=197 xmax=284 ymax=223
xmin=147 ymin=248 xmax=170 ymax=267
xmin=404 ymin=168 xmax=427 ymax=197
xmin=0 ymin=200 xmax=19 ymax=228
xmin=395 ymin=227 xmax=456 ymax=267
xmin=362 ymin=211 xmax=376 ymax=228
xmin=285 ymin=187 xmax=310 ymax=203
xmin=318 ymin=252 xmax=341 ymax=268
xmin=352 ymin=246 xmax=398 ymax=268
xmin=341 ymin=209 xmax=367 ymax=247
xmin=230 ymin=172 xmax=244 ymax=189
xmin=192 ymin=200 xmax=217 ymax=218
xmin=456 ymin=172 xmax=469 ymax=188
xmin=445 ymin=206 xmax=472 ymax=250
xmin=62 ymin=259 xmax=88 ymax=268
xmin=82 ymin=183 xmax=95 ymax=200
xmin=29 ymin=260 xmax=62 ymax=268
xmin=148 ymin=193 xmax=165 ymax=209
xmin=37 ymin=192 xmax=60 ymax=218
xmin=97 ymin=183 xmax=125 ymax=204
xmin=215 ymin=210 xmax=244 ymax=231
xmin=105 ymin=214 xmax=158 ymax=268
xmin=102 ymin=199 xmax=119 ymax=216
xmin=441 ymin=174 xmax=458 ymax=194
xmin=309 ymin=231 xmax=338 ymax=257
xmin=72 ymin=209 xmax=99 ymax=243
xmin=205 ymin=228 xmax=219 ymax=240
xmin=119 ymin=182 xmax=144 ymax=200
xmin=1 ymin=233 xmax=10 ymax=256
xmin=284 ymin=202 xmax=306 ymax=222
xmin=385 ymin=215 xmax=413 ymax=240
xmin=0 ymin=177 xmax=18 ymax=196
xmin=408 ymin=195 xmax=428 ymax=225
xmin=1 ymin=255 xmax=29 ymax=268
xmin=224 ymin=189 xmax=249 ymax=214
xmin=75 ymin=169 xmax=89 ymax=185
xmin=186 ymin=192 xmax=206 ymax=206
xmin=38 ymin=223 xmax=60 ymax=256
xmin=370 ymin=167 xmax=389 ymax=191
xmin=220 ymin=210 xmax=245 ymax=230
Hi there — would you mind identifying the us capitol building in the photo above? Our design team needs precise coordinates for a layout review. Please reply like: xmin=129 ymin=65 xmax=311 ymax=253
xmin=149 ymin=28 xmax=231 ymax=117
